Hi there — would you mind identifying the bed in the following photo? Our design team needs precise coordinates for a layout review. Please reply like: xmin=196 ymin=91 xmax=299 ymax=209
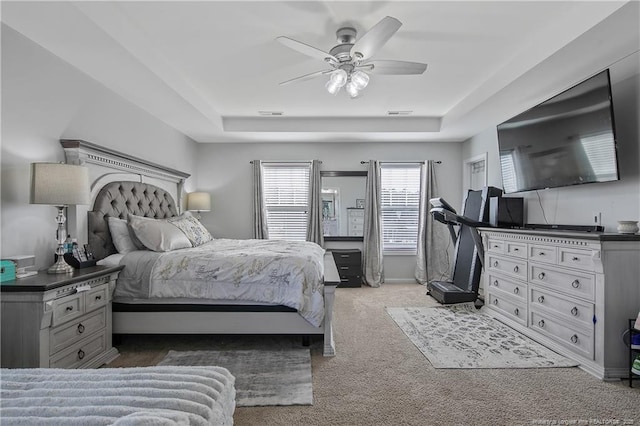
xmin=0 ymin=366 xmax=235 ymax=425
xmin=62 ymin=139 xmax=338 ymax=356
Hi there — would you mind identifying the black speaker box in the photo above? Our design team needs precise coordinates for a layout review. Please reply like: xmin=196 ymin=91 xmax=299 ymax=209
xmin=489 ymin=197 xmax=524 ymax=228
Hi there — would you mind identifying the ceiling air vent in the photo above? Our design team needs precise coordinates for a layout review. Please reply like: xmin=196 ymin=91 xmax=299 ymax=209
xmin=258 ymin=111 xmax=284 ymax=116
xmin=387 ymin=111 xmax=413 ymax=116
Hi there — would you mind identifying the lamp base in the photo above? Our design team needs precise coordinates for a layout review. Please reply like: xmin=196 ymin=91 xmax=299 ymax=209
xmin=47 ymin=256 xmax=74 ymax=274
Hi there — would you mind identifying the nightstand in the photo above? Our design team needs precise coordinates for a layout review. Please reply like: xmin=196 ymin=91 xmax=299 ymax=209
xmin=332 ymin=249 xmax=362 ymax=288
xmin=1 ymin=265 xmax=123 ymax=368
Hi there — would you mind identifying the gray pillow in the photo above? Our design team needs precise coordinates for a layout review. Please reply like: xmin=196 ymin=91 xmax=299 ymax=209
xmin=128 ymin=214 xmax=192 ymax=252
xmin=108 ymin=217 xmax=145 ymax=254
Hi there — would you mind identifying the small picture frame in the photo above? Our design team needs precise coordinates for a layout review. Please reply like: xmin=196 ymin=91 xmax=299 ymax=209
xmin=356 ymin=199 xmax=365 ymax=209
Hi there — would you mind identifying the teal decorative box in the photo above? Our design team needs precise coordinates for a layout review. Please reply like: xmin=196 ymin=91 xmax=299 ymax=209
xmin=0 ymin=260 xmax=16 ymax=282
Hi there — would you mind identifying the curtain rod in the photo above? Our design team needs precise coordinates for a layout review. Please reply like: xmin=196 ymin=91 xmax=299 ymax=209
xmin=360 ymin=160 xmax=442 ymax=164
xmin=249 ymin=160 xmax=321 ymax=164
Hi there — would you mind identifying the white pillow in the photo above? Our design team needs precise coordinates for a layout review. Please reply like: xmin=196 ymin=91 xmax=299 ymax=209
xmin=128 ymin=214 xmax=192 ymax=252
xmin=108 ymin=217 xmax=143 ymax=254
xmin=168 ymin=212 xmax=213 ymax=246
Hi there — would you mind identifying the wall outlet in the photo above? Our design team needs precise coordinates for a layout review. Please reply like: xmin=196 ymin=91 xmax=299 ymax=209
xmin=594 ymin=212 xmax=602 ymax=225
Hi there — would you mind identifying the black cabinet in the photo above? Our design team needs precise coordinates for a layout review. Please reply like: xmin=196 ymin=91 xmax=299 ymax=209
xmin=331 ymin=249 xmax=362 ymax=288
xmin=628 ymin=318 xmax=640 ymax=387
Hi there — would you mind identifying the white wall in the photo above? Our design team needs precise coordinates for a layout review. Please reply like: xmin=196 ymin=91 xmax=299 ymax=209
xmin=1 ymin=25 xmax=199 ymax=270
xmin=462 ymin=52 xmax=640 ymax=232
xmin=195 ymin=141 xmax=463 ymax=282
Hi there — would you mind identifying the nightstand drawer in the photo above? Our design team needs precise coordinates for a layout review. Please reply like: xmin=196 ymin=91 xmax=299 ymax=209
xmin=339 ymin=276 xmax=362 ymax=288
xmin=86 ymin=284 xmax=109 ymax=311
xmin=50 ymin=307 xmax=107 ymax=356
xmin=52 ymin=292 xmax=85 ymax=326
xmin=50 ymin=331 xmax=107 ymax=369
xmin=332 ymin=250 xmax=361 ymax=266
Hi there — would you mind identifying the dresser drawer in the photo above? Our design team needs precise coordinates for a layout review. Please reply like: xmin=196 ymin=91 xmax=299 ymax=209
xmin=332 ymin=250 xmax=361 ymax=266
xmin=49 ymin=307 xmax=107 ymax=356
xmin=86 ymin=284 xmax=109 ymax=311
xmin=49 ymin=331 xmax=107 ymax=369
xmin=558 ymin=248 xmax=596 ymax=272
xmin=487 ymin=293 xmax=527 ymax=326
xmin=486 ymin=238 xmax=505 ymax=254
xmin=487 ymin=274 xmax=526 ymax=302
xmin=530 ymin=311 xmax=594 ymax=360
xmin=529 ymin=286 xmax=594 ymax=329
xmin=505 ymin=242 xmax=527 ymax=259
xmin=528 ymin=244 xmax=557 ymax=265
xmin=487 ymin=255 xmax=528 ymax=281
xmin=52 ymin=292 xmax=85 ymax=326
xmin=530 ymin=264 xmax=595 ymax=301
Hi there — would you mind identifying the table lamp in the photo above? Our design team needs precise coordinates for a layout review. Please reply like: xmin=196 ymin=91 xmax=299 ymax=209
xmin=30 ymin=163 xmax=90 ymax=274
xmin=187 ymin=192 xmax=211 ymax=219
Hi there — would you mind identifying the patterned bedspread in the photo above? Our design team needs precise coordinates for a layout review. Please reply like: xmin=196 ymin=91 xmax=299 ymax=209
xmin=117 ymin=239 xmax=326 ymax=327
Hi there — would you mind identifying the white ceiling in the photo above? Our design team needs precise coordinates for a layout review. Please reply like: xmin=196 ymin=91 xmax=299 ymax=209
xmin=1 ymin=1 xmax=637 ymax=143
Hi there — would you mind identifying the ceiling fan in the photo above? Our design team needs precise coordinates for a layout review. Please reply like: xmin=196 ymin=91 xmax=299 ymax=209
xmin=276 ymin=16 xmax=428 ymax=98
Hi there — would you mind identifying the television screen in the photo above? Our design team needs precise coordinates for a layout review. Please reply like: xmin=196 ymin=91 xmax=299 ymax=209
xmin=497 ymin=69 xmax=619 ymax=193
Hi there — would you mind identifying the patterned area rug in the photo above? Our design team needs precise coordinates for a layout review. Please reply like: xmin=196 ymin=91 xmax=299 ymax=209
xmin=387 ymin=305 xmax=579 ymax=369
xmin=158 ymin=349 xmax=312 ymax=406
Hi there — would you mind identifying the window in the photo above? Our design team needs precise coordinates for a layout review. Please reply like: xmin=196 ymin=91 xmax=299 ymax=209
xmin=380 ymin=163 xmax=421 ymax=254
xmin=262 ymin=162 xmax=310 ymax=241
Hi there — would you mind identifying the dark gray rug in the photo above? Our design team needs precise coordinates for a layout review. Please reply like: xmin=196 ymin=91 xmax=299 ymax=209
xmin=387 ymin=305 xmax=579 ymax=369
xmin=158 ymin=348 xmax=312 ymax=406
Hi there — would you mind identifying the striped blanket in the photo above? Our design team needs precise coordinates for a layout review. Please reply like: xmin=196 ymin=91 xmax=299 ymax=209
xmin=0 ymin=366 xmax=236 ymax=425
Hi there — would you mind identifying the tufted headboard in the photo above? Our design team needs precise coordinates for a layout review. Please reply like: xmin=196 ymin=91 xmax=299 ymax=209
xmin=88 ymin=181 xmax=179 ymax=260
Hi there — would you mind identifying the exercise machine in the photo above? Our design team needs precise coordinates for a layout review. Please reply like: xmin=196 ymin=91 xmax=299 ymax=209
xmin=427 ymin=187 xmax=502 ymax=305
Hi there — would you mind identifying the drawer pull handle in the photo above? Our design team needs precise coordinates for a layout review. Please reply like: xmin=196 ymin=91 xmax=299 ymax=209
xmin=513 ymin=248 xmax=519 ymax=252
xmin=493 ymin=245 xmax=499 ymax=248
xmin=493 ymin=299 xmax=499 ymax=305
xmin=339 ymin=255 xmax=349 ymax=258
xmin=77 ymin=349 xmax=85 ymax=360
xmin=514 ymin=308 xmax=519 ymax=316
xmin=65 ymin=306 xmax=73 ymax=312
xmin=538 ymin=295 xmax=545 ymax=303
xmin=493 ymin=261 xmax=499 ymax=267
xmin=571 ymin=307 xmax=579 ymax=316
xmin=571 ymin=280 xmax=580 ymax=288
xmin=538 ymin=272 xmax=545 ymax=280
xmin=513 ymin=266 xmax=519 ymax=273
xmin=539 ymin=252 xmax=545 ymax=256
xmin=493 ymin=280 xmax=499 ymax=287
xmin=570 ymin=334 xmax=579 ymax=344
xmin=77 ymin=324 xmax=85 ymax=334
xmin=95 ymin=295 xmax=102 ymax=301
xmin=538 ymin=319 xmax=545 ymax=328
xmin=572 ymin=256 xmax=579 ymax=261
xmin=513 ymin=287 xmax=519 ymax=295
xmin=340 ymin=266 xmax=349 ymax=270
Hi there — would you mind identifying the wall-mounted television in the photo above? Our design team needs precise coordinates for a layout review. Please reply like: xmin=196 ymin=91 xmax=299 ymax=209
xmin=497 ymin=69 xmax=619 ymax=194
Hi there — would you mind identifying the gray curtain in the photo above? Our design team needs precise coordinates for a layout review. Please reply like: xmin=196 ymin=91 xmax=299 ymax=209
xmin=363 ymin=160 xmax=384 ymax=287
xmin=415 ymin=160 xmax=450 ymax=284
xmin=251 ymin=160 xmax=269 ymax=239
xmin=306 ymin=160 xmax=324 ymax=246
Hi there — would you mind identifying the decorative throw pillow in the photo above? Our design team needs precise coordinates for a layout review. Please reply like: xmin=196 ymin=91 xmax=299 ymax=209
xmin=108 ymin=217 xmax=145 ymax=254
xmin=168 ymin=212 xmax=213 ymax=247
xmin=128 ymin=214 xmax=192 ymax=252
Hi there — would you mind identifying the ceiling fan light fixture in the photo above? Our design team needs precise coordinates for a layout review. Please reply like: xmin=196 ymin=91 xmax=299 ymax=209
xmin=351 ymin=70 xmax=370 ymax=90
xmin=345 ymin=81 xmax=359 ymax=98
xmin=325 ymin=79 xmax=342 ymax=95
xmin=330 ymin=69 xmax=348 ymax=86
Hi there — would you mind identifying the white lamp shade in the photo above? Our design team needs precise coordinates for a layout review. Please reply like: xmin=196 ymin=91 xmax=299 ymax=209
xmin=187 ymin=192 xmax=211 ymax=212
xmin=30 ymin=163 xmax=90 ymax=206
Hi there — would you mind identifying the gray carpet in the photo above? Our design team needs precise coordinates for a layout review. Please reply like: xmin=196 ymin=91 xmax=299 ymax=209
xmin=387 ymin=305 xmax=579 ymax=369
xmin=158 ymin=349 xmax=312 ymax=407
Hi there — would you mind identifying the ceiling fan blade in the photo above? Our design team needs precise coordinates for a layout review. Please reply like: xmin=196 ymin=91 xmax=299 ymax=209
xmin=361 ymin=60 xmax=428 ymax=75
xmin=350 ymin=16 xmax=402 ymax=60
xmin=279 ymin=69 xmax=334 ymax=86
xmin=276 ymin=36 xmax=338 ymax=63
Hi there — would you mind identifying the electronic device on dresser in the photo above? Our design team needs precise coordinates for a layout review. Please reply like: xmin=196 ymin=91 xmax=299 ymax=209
xmin=427 ymin=186 xmax=502 ymax=304
xmin=489 ymin=196 xmax=524 ymax=229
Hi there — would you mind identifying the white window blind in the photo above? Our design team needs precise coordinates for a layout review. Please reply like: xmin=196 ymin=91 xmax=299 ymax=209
xmin=262 ymin=162 xmax=310 ymax=241
xmin=380 ymin=163 xmax=421 ymax=254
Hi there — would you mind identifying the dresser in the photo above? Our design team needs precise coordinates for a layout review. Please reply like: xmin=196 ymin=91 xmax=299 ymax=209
xmin=347 ymin=208 xmax=365 ymax=237
xmin=1 ymin=265 xmax=123 ymax=369
xmin=481 ymin=228 xmax=640 ymax=379
xmin=331 ymin=249 xmax=362 ymax=288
